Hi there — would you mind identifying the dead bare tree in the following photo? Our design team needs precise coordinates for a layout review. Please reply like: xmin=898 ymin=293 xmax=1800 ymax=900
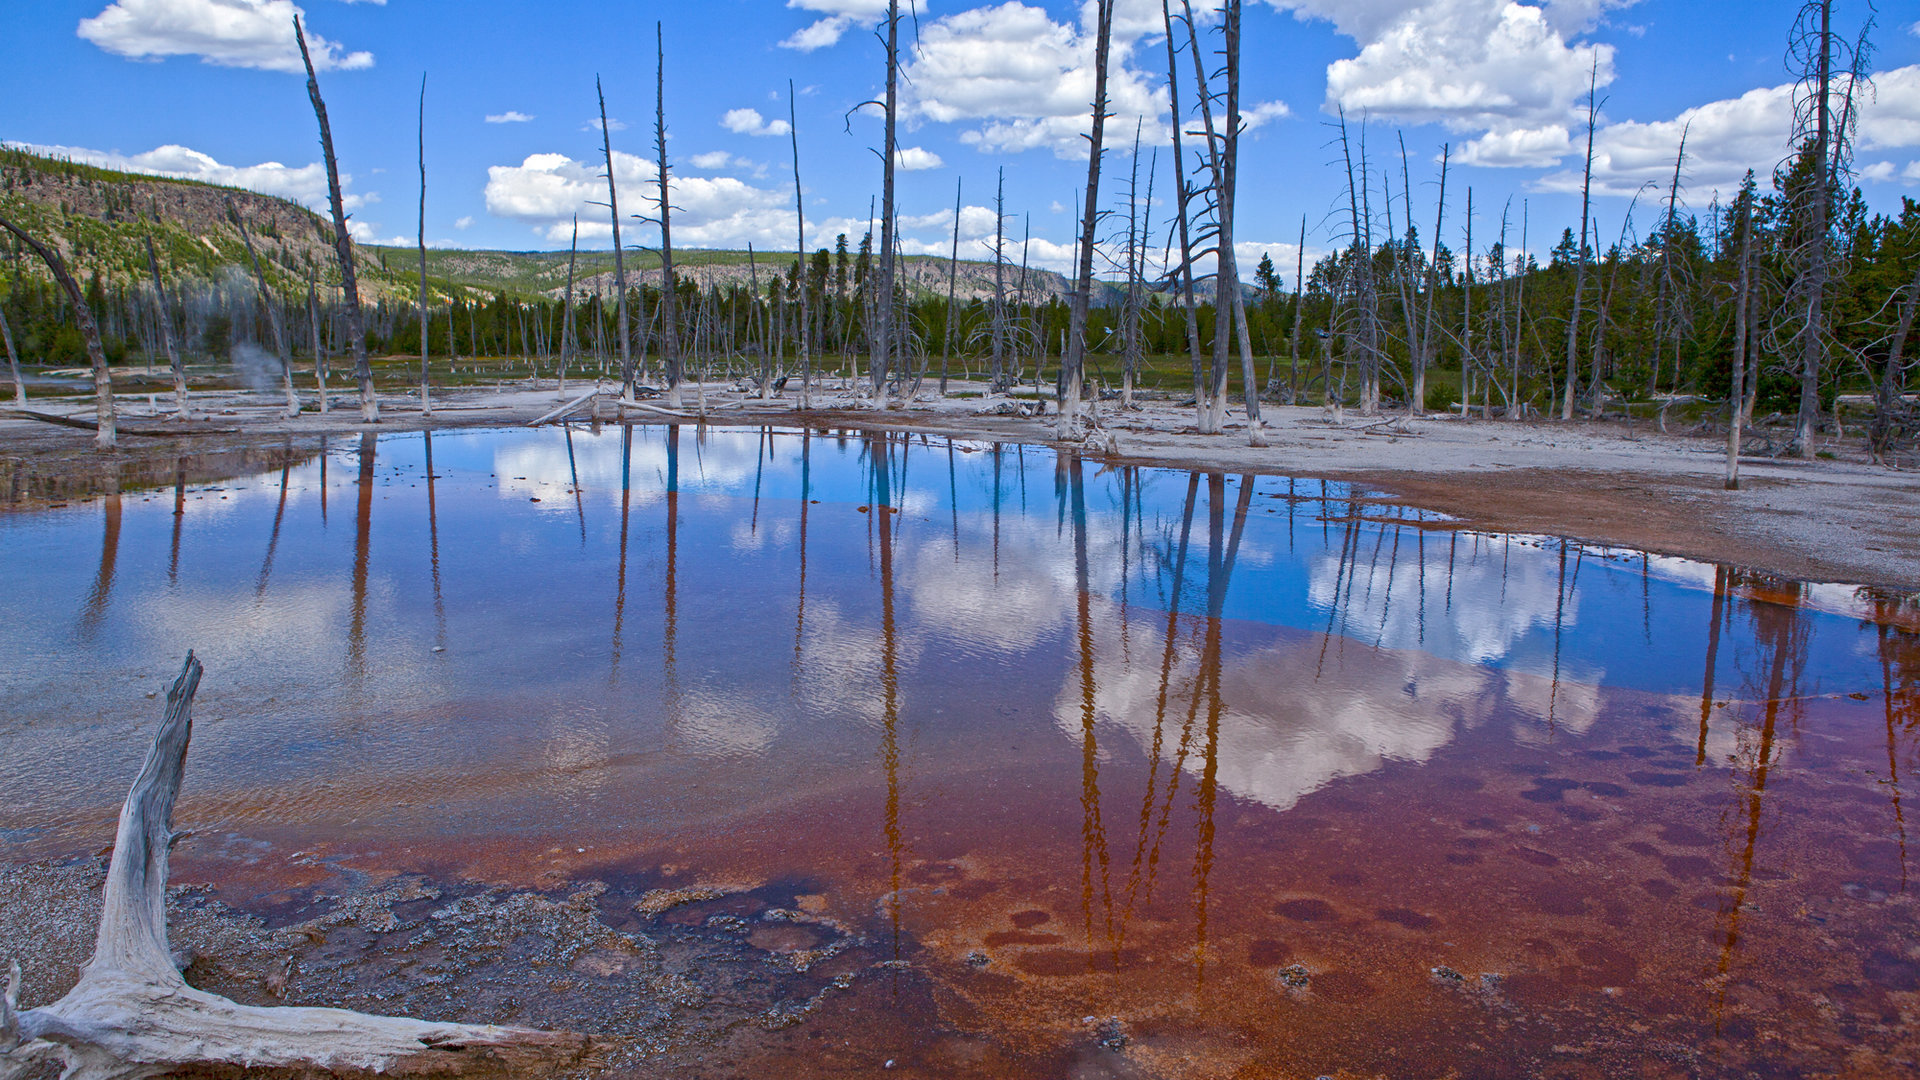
xmin=942 ymin=176 xmax=961 ymax=396
xmin=594 ymin=75 xmax=638 ymax=401
xmin=1179 ymin=0 xmax=1261 ymax=442
xmin=1402 ymin=143 xmax=1449 ymax=415
xmin=1059 ymin=0 xmax=1116 ymax=438
xmin=0 ymin=295 xmax=21 ymax=407
xmin=306 ymin=269 xmax=329 ymax=413
xmin=142 ymin=235 xmax=187 ymax=417
xmin=1649 ymin=127 xmax=1690 ymax=404
xmin=1728 ymin=176 xmax=1756 ymax=488
xmin=645 ymin=27 xmax=683 ymax=407
xmin=1780 ymin=0 xmax=1872 ymax=456
xmin=1562 ymin=60 xmax=1600 ymax=420
xmin=1160 ymin=0 xmax=1210 ymax=428
xmin=1284 ymin=215 xmax=1305 ymax=403
xmin=789 ymin=79 xmax=811 ymax=408
xmin=295 ymin=15 xmax=374 ymax=423
xmin=559 ymin=216 xmax=579 ymax=399
xmin=0 ymin=214 xmax=115 ymax=448
xmin=847 ymin=0 xmax=904 ymax=402
xmin=991 ymin=169 xmax=1008 ymax=393
xmin=416 ymin=72 xmax=433 ymax=418
xmin=1120 ymin=125 xmax=1152 ymax=411
xmin=0 ymin=654 xmax=595 ymax=1080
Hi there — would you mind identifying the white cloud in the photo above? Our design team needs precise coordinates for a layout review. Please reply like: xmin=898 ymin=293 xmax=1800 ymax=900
xmin=687 ymin=150 xmax=739 ymax=170
xmin=900 ymin=203 xmax=1001 ymax=239
xmin=1242 ymin=100 xmax=1292 ymax=130
xmin=894 ymin=146 xmax=945 ymax=171
xmin=78 ymin=0 xmax=374 ymax=73
xmin=778 ymin=0 xmax=889 ymax=51
xmin=722 ymin=108 xmax=792 ymax=137
xmin=1861 ymin=66 xmax=1920 ymax=153
xmin=484 ymin=150 xmax=795 ymax=249
xmin=1268 ymin=0 xmax=1633 ymax=166
xmin=903 ymin=1 xmax=1166 ymax=159
xmin=6 ymin=139 xmax=366 ymax=211
xmin=1459 ymin=124 xmax=1574 ymax=168
xmin=453 ymin=215 xmax=474 ymax=230
xmin=585 ymin=116 xmax=627 ymax=132
xmin=485 ymin=110 xmax=534 ymax=124
xmin=1533 ymin=66 xmax=1920 ymax=199
xmin=1906 ymin=161 xmax=1920 ymax=184
xmin=1861 ymin=161 xmax=1896 ymax=183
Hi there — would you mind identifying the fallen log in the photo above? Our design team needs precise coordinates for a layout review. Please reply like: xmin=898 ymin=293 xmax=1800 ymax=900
xmin=528 ymin=388 xmax=603 ymax=428
xmin=2 ymin=409 xmax=240 ymax=437
xmin=0 ymin=654 xmax=595 ymax=1080
xmin=613 ymin=397 xmax=693 ymax=419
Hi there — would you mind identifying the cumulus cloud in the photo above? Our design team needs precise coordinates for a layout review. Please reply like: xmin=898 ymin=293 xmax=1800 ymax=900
xmin=1269 ymin=0 xmax=1636 ymax=167
xmin=778 ymin=0 xmax=889 ymax=51
xmin=484 ymin=150 xmax=796 ymax=248
xmin=687 ymin=150 xmax=740 ymax=170
xmin=77 ymin=0 xmax=374 ymax=73
xmin=453 ymin=215 xmax=474 ymax=230
xmin=722 ymin=108 xmax=792 ymax=137
xmin=7 ymin=140 xmax=367 ymax=211
xmin=1534 ymin=65 xmax=1920 ymax=199
xmin=903 ymin=2 xmax=1169 ymax=159
xmin=894 ymin=146 xmax=945 ymax=171
xmin=485 ymin=110 xmax=534 ymax=124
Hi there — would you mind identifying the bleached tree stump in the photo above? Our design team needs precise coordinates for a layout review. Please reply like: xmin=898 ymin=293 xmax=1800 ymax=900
xmin=0 ymin=654 xmax=596 ymax=1080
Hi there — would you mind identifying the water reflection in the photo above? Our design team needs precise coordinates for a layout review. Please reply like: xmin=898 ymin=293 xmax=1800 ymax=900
xmin=2 ymin=424 xmax=1917 ymax=1075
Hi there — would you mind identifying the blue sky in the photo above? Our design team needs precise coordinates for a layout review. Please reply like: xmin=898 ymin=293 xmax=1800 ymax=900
xmin=4 ymin=1 xmax=1917 ymax=278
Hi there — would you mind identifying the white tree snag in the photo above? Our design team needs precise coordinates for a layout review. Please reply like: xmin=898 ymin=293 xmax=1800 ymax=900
xmin=0 ymin=213 xmax=116 ymax=450
xmin=0 ymin=655 xmax=594 ymax=1080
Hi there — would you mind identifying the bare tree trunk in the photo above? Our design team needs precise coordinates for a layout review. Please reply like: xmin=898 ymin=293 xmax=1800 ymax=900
xmin=1059 ymin=0 xmax=1116 ymax=439
xmin=1122 ymin=126 xmax=1144 ymax=411
xmin=1873 ymin=259 xmax=1920 ymax=463
xmin=296 ymin=15 xmax=374 ymax=423
xmin=1336 ymin=112 xmax=1370 ymax=415
xmin=1728 ymin=179 xmax=1754 ymax=488
xmin=594 ymin=76 xmax=636 ymax=402
xmin=1286 ymin=215 xmax=1305 ymax=403
xmin=789 ymin=80 xmax=811 ymax=409
xmin=307 ymin=270 xmax=329 ymax=412
xmin=0 ymin=214 xmax=115 ymax=448
xmin=0 ymin=655 xmax=596 ymax=1080
xmin=1462 ymin=189 xmax=1477 ymax=417
xmin=870 ymin=0 xmax=902 ymax=403
xmin=559 ymin=216 xmax=578 ymax=399
xmin=0 ymin=298 xmax=22 ymax=408
xmin=647 ymin=31 xmax=681 ymax=408
xmin=416 ymin=72 xmax=432 ymax=418
xmin=991 ymin=169 xmax=1008 ymax=393
xmin=143 ymin=235 xmax=187 ymax=417
xmin=943 ymin=176 xmax=961 ymax=397
xmin=1418 ymin=144 xmax=1449 ymax=416
xmin=1161 ymin=0 xmax=1209 ymax=430
xmin=1794 ymin=0 xmax=1834 ymax=458
xmin=1562 ymin=62 xmax=1599 ymax=420
xmin=1218 ymin=2 xmax=1262 ymax=443
xmin=1650 ymin=127 xmax=1690 ymax=406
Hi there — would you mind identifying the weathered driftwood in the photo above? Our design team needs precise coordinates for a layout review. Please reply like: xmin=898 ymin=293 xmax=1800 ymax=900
xmin=1 ymin=409 xmax=239 ymax=438
xmin=0 ymin=654 xmax=594 ymax=1080
xmin=528 ymin=388 xmax=602 ymax=428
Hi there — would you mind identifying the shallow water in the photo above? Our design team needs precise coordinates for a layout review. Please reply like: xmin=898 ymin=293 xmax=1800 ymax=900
xmin=2 ymin=424 xmax=1916 ymax=1077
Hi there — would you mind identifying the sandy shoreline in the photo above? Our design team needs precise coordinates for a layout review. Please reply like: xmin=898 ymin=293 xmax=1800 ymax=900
xmin=5 ymin=379 xmax=1917 ymax=589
